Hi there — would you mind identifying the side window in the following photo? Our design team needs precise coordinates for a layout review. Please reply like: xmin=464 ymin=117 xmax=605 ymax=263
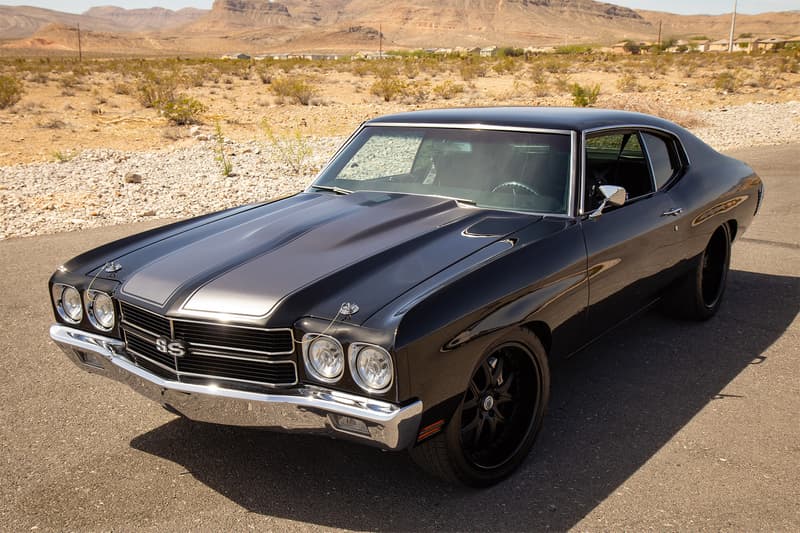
xmin=641 ymin=132 xmax=680 ymax=189
xmin=585 ymin=132 xmax=654 ymax=211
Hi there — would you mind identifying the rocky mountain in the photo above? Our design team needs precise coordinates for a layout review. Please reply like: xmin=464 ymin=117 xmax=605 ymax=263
xmin=1 ymin=1 xmax=798 ymax=53
xmin=0 ymin=5 xmax=207 ymax=40
xmin=83 ymin=6 xmax=206 ymax=32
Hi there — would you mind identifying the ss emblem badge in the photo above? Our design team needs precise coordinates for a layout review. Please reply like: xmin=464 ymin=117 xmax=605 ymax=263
xmin=155 ymin=336 xmax=187 ymax=357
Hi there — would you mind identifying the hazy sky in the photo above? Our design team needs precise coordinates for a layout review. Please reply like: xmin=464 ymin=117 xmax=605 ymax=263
xmin=1 ymin=0 xmax=797 ymax=16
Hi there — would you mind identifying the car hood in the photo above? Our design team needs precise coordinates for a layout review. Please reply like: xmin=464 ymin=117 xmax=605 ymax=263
xmin=106 ymin=191 xmax=540 ymax=326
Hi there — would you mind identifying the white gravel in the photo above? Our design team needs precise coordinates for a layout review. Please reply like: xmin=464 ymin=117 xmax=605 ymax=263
xmin=1 ymin=102 xmax=799 ymax=240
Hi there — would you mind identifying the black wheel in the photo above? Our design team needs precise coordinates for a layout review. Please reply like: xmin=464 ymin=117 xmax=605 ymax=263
xmin=410 ymin=328 xmax=549 ymax=487
xmin=663 ymin=224 xmax=731 ymax=321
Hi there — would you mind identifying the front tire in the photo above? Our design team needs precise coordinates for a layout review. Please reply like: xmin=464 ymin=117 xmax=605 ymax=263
xmin=410 ymin=328 xmax=550 ymax=487
xmin=663 ymin=224 xmax=731 ymax=321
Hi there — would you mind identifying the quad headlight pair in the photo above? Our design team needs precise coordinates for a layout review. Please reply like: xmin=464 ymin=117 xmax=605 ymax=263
xmin=302 ymin=334 xmax=394 ymax=394
xmin=52 ymin=284 xmax=115 ymax=332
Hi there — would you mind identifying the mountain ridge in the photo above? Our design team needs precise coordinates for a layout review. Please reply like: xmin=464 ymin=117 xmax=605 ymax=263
xmin=1 ymin=1 xmax=798 ymax=54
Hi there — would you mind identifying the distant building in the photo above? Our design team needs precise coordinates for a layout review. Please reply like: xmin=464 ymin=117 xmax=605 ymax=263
xmin=221 ymin=52 xmax=251 ymax=60
xmin=708 ymin=39 xmax=730 ymax=52
xmin=733 ymin=37 xmax=758 ymax=52
xmin=479 ymin=46 xmax=497 ymax=57
xmin=757 ymin=37 xmax=787 ymax=51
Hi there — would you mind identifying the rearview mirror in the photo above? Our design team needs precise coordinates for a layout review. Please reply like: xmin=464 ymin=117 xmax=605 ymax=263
xmin=589 ymin=185 xmax=626 ymax=219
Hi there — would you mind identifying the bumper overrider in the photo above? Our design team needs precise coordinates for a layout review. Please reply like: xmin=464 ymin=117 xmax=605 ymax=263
xmin=50 ymin=324 xmax=423 ymax=450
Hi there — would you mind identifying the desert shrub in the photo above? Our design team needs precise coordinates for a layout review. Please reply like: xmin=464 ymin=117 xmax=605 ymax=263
xmin=403 ymin=81 xmax=430 ymax=103
xmin=214 ymin=121 xmax=233 ymax=177
xmin=136 ymin=72 xmax=177 ymax=108
xmin=270 ymin=76 xmax=319 ymax=105
xmin=59 ymin=74 xmax=82 ymax=89
xmin=112 ymin=82 xmax=132 ymax=95
xmin=402 ymin=59 xmax=420 ymax=79
xmin=571 ymin=83 xmax=600 ymax=107
xmin=160 ymin=96 xmax=206 ymax=125
xmin=552 ymin=73 xmax=573 ymax=92
xmin=432 ymin=80 xmax=464 ymax=100
xmin=533 ymin=79 xmax=550 ymax=97
xmin=544 ymin=57 xmax=569 ymax=74
xmin=27 ymin=71 xmax=49 ymax=84
xmin=714 ymin=71 xmax=740 ymax=93
xmin=616 ymin=73 xmax=640 ymax=92
xmin=433 ymin=80 xmax=464 ymax=100
xmin=555 ymin=44 xmax=593 ymax=55
xmin=529 ymin=64 xmax=547 ymax=84
xmin=262 ymin=119 xmax=313 ymax=175
xmin=459 ymin=60 xmax=487 ymax=81
xmin=493 ymin=56 xmax=520 ymax=74
xmin=0 ymin=74 xmax=24 ymax=109
xmin=370 ymin=75 xmax=407 ymax=102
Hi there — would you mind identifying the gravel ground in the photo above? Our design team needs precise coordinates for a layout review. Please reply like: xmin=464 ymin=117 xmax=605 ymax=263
xmin=1 ymin=101 xmax=799 ymax=240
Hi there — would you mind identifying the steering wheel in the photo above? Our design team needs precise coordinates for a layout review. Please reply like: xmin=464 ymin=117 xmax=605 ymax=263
xmin=491 ymin=181 xmax=544 ymax=199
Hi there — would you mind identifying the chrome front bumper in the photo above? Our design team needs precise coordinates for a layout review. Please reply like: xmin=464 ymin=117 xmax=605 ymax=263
xmin=50 ymin=324 xmax=423 ymax=450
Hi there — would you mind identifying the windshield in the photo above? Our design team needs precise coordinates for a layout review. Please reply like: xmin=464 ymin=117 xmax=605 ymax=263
xmin=312 ymin=126 xmax=573 ymax=215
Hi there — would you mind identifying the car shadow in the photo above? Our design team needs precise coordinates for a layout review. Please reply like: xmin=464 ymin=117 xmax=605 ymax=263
xmin=130 ymin=269 xmax=798 ymax=531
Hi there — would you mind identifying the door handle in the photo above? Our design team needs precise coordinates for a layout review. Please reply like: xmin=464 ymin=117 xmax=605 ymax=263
xmin=661 ymin=207 xmax=683 ymax=217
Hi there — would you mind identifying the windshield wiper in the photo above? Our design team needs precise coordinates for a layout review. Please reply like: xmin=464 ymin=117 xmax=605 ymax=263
xmin=310 ymin=185 xmax=352 ymax=195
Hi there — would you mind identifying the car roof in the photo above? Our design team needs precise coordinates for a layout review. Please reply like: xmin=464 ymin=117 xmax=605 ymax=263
xmin=366 ymin=106 xmax=679 ymax=133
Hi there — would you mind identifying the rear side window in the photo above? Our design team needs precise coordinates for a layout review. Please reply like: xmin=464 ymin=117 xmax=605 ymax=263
xmin=641 ymin=132 xmax=679 ymax=189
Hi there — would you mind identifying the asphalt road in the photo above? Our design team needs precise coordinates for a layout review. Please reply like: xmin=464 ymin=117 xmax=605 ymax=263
xmin=1 ymin=144 xmax=798 ymax=532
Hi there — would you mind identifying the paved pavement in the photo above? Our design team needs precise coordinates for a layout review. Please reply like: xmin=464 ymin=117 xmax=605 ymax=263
xmin=1 ymin=144 xmax=797 ymax=531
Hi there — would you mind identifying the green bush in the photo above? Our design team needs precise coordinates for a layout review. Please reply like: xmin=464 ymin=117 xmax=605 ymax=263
xmin=0 ymin=75 xmax=24 ymax=109
xmin=160 ymin=96 xmax=206 ymax=125
xmin=270 ymin=77 xmax=319 ymax=105
xmin=571 ymin=83 xmax=600 ymax=107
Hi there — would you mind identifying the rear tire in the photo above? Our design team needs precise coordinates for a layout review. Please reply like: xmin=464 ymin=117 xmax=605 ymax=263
xmin=410 ymin=328 xmax=549 ymax=487
xmin=663 ymin=224 xmax=731 ymax=321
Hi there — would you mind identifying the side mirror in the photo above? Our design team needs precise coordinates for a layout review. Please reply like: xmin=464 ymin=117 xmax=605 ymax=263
xmin=589 ymin=185 xmax=626 ymax=219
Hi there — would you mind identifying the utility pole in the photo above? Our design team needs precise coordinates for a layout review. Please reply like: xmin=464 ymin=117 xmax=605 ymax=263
xmin=379 ymin=24 xmax=383 ymax=59
xmin=657 ymin=20 xmax=662 ymax=48
xmin=728 ymin=0 xmax=738 ymax=53
xmin=77 ymin=23 xmax=82 ymax=62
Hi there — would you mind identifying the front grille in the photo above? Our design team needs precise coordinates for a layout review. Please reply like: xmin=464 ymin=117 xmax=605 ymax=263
xmin=119 ymin=301 xmax=297 ymax=388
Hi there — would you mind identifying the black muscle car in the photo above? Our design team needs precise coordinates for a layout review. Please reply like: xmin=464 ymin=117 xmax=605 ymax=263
xmin=49 ymin=107 xmax=763 ymax=486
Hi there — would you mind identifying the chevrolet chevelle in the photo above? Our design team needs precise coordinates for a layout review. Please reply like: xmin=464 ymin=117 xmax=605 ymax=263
xmin=49 ymin=108 xmax=762 ymax=486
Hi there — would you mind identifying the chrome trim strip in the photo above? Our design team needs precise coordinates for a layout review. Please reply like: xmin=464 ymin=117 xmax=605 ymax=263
xmin=121 ymin=325 xmax=156 ymax=342
xmin=189 ymin=348 xmax=297 ymax=365
xmin=569 ymin=130 xmax=578 ymax=218
xmin=185 ymin=342 xmax=295 ymax=358
xmin=50 ymin=325 xmax=422 ymax=450
xmin=365 ymin=122 xmax=574 ymax=136
xmin=120 ymin=320 xmax=161 ymax=339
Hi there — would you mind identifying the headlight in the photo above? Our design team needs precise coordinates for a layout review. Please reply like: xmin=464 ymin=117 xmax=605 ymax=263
xmin=349 ymin=343 xmax=393 ymax=394
xmin=52 ymin=284 xmax=83 ymax=323
xmin=86 ymin=290 xmax=115 ymax=331
xmin=303 ymin=334 xmax=344 ymax=383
